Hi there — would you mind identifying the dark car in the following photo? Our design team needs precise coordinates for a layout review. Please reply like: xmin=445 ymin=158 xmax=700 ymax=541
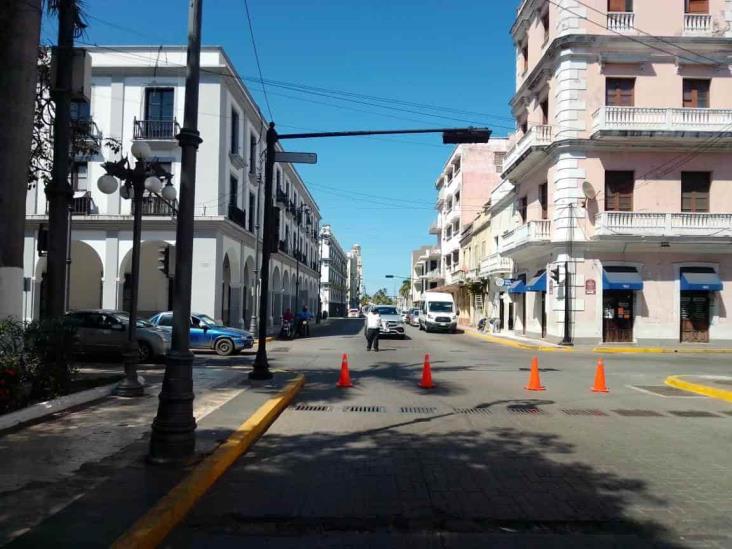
xmin=148 ymin=312 xmax=254 ymax=356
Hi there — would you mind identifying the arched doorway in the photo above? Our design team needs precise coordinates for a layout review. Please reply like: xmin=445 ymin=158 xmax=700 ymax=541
xmin=221 ymin=254 xmax=232 ymax=325
xmin=283 ymin=271 xmax=291 ymax=316
xmin=243 ymin=256 xmax=255 ymax=329
xmin=68 ymin=241 xmax=104 ymax=311
xmin=119 ymin=241 xmax=174 ymax=319
xmin=272 ymin=266 xmax=281 ymax=325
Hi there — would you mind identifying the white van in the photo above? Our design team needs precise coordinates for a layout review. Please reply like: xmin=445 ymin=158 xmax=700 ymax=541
xmin=419 ymin=292 xmax=458 ymax=333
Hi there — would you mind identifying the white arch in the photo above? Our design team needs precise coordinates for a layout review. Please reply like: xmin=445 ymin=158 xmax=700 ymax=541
xmin=119 ymin=240 xmax=174 ymax=318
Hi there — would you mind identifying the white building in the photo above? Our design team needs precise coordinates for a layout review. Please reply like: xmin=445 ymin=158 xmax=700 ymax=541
xmin=23 ymin=46 xmax=321 ymax=331
xmin=346 ymin=244 xmax=363 ymax=309
xmin=410 ymin=245 xmax=442 ymax=306
xmin=319 ymin=225 xmax=347 ymax=318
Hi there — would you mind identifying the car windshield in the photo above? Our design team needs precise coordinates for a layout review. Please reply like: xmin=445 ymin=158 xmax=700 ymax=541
xmin=429 ymin=302 xmax=453 ymax=313
xmin=115 ymin=313 xmax=153 ymax=328
xmin=373 ymin=307 xmax=398 ymax=315
xmin=196 ymin=314 xmax=221 ymax=327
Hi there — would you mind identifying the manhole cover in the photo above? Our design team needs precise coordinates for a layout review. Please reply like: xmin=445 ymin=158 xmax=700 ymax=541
xmin=507 ymin=406 xmax=546 ymax=415
xmin=293 ymin=404 xmax=332 ymax=412
xmin=561 ymin=409 xmax=608 ymax=416
xmin=269 ymin=348 xmax=290 ymax=353
xmin=453 ymin=407 xmax=492 ymax=415
xmin=344 ymin=405 xmax=385 ymax=413
xmin=518 ymin=368 xmax=559 ymax=372
xmin=632 ymin=385 xmax=701 ymax=397
xmin=668 ymin=410 xmax=723 ymax=418
xmin=613 ymin=409 xmax=665 ymax=417
xmin=400 ymin=406 xmax=437 ymax=414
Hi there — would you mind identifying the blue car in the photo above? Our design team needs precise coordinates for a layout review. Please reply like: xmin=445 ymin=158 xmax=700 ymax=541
xmin=148 ymin=312 xmax=254 ymax=356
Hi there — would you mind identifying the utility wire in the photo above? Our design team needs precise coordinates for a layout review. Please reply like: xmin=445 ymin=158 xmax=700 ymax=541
xmin=242 ymin=0 xmax=274 ymax=121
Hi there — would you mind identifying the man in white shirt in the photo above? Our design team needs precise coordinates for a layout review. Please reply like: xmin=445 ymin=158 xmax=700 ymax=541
xmin=365 ymin=309 xmax=381 ymax=352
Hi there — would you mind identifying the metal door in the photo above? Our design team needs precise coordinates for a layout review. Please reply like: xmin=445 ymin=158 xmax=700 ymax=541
xmin=602 ymin=291 xmax=634 ymax=343
xmin=680 ymin=292 xmax=710 ymax=343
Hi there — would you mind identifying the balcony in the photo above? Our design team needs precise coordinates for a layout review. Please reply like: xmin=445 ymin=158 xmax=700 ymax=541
xmin=133 ymin=118 xmax=180 ymax=141
xmin=71 ymin=118 xmax=103 ymax=155
xmin=684 ymin=13 xmax=712 ymax=35
xmin=502 ymin=125 xmax=553 ymax=175
xmin=428 ymin=220 xmax=442 ymax=235
xmin=592 ymin=107 xmax=732 ymax=137
xmin=479 ymin=253 xmax=514 ymax=277
xmin=140 ymin=195 xmax=177 ymax=216
xmin=227 ymin=203 xmax=247 ymax=230
xmin=499 ymin=220 xmax=551 ymax=255
xmin=607 ymin=12 xmax=634 ymax=32
xmin=278 ymin=240 xmax=288 ymax=254
xmin=275 ymin=187 xmax=288 ymax=206
xmin=420 ymin=268 xmax=443 ymax=281
xmin=71 ymin=193 xmax=94 ymax=215
xmin=593 ymin=212 xmax=732 ymax=240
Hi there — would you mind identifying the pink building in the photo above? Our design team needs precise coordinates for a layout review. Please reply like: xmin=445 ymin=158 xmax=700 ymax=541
xmin=501 ymin=0 xmax=732 ymax=345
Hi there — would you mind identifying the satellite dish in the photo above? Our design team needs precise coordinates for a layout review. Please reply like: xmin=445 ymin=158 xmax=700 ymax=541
xmin=582 ymin=181 xmax=596 ymax=200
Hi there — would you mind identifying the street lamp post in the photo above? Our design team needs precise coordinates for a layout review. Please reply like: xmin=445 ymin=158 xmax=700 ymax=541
xmin=249 ymin=173 xmax=262 ymax=335
xmin=97 ymin=142 xmax=177 ymax=397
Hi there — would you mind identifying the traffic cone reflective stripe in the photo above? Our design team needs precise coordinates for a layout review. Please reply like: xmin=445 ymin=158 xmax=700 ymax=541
xmin=419 ymin=353 xmax=435 ymax=389
xmin=336 ymin=353 xmax=353 ymax=388
xmin=591 ymin=358 xmax=609 ymax=393
xmin=524 ymin=356 xmax=545 ymax=391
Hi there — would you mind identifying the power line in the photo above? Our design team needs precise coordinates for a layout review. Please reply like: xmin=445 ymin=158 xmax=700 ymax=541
xmin=242 ymin=0 xmax=273 ymax=121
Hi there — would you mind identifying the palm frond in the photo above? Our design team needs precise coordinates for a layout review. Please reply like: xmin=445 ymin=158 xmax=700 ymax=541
xmin=45 ymin=0 xmax=88 ymax=38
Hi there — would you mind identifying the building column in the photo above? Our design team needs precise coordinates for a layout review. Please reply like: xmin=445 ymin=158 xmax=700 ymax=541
xmin=102 ymin=231 xmax=119 ymax=310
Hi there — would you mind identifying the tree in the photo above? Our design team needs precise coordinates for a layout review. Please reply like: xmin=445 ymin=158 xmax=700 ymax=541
xmin=359 ymin=293 xmax=371 ymax=307
xmin=399 ymin=279 xmax=411 ymax=300
xmin=371 ymin=288 xmax=394 ymax=305
xmin=0 ymin=0 xmax=43 ymax=320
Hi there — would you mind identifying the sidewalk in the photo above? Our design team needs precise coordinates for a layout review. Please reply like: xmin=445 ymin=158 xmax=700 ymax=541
xmin=462 ymin=326 xmax=571 ymax=352
xmin=0 ymin=359 xmax=301 ymax=547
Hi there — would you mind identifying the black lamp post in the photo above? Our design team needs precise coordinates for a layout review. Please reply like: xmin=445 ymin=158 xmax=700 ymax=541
xmin=97 ymin=141 xmax=176 ymax=396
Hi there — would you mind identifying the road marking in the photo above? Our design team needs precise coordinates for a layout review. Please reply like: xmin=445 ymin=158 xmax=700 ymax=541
xmin=665 ymin=375 xmax=732 ymax=404
xmin=626 ymin=384 xmax=704 ymax=398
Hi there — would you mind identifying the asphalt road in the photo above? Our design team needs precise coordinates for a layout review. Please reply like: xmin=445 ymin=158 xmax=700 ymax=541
xmin=167 ymin=318 xmax=732 ymax=548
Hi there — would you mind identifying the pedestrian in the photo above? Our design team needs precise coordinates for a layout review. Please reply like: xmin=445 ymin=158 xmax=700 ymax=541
xmin=365 ymin=308 xmax=381 ymax=352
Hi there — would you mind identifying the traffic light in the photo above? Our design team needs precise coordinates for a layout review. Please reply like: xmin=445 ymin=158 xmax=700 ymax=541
xmin=550 ymin=266 xmax=561 ymax=284
xmin=442 ymin=128 xmax=492 ymax=144
xmin=158 ymin=246 xmax=170 ymax=277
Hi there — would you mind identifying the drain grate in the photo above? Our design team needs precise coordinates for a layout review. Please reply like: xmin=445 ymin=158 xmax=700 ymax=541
xmin=632 ymin=385 xmax=702 ymax=397
xmin=453 ymin=407 xmax=493 ymax=415
xmin=561 ymin=409 xmax=609 ymax=416
xmin=507 ymin=406 xmax=546 ymax=415
xmin=269 ymin=347 xmax=290 ymax=353
xmin=668 ymin=410 xmax=723 ymax=418
xmin=293 ymin=404 xmax=332 ymax=412
xmin=400 ymin=406 xmax=437 ymax=414
xmin=613 ymin=409 xmax=665 ymax=417
xmin=343 ymin=405 xmax=385 ymax=413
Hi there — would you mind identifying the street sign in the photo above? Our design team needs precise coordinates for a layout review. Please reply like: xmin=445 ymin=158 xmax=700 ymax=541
xmin=274 ymin=151 xmax=317 ymax=164
xmin=495 ymin=277 xmax=505 ymax=287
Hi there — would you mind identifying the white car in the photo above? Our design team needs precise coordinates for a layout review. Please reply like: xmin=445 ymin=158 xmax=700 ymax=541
xmin=419 ymin=292 xmax=458 ymax=333
xmin=348 ymin=308 xmax=360 ymax=318
xmin=365 ymin=305 xmax=406 ymax=338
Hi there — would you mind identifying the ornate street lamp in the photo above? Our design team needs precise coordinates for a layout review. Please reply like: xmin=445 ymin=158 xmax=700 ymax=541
xmin=97 ymin=142 xmax=176 ymax=396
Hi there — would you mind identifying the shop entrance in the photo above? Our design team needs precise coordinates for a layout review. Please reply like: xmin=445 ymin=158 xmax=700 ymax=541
xmin=498 ymin=293 xmax=505 ymax=331
xmin=680 ymin=292 xmax=710 ymax=343
xmin=603 ymin=291 xmax=634 ymax=343
xmin=540 ymin=292 xmax=547 ymax=338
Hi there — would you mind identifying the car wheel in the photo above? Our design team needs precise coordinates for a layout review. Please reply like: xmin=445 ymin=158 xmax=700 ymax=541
xmin=214 ymin=338 xmax=235 ymax=356
xmin=137 ymin=341 xmax=153 ymax=363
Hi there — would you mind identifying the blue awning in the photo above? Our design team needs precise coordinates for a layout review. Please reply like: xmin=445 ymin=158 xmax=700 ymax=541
xmin=603 ymin=268 xmax=643 ymax=291
xmin=507 ymin=279 xmax=526 ymax=293
xmin=681 ymin=270 xmax=723 ymax=292
xmin=525 ymin=272 xmax=547 ymax=292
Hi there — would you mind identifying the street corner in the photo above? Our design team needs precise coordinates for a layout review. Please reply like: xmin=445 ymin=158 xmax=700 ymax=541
xmin=665 ymin=375 xmax=732 ymax=403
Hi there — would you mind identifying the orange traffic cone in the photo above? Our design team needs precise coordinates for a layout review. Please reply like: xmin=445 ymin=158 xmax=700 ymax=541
xmin=336 ymin=353 xmax=353 ymax=388
xmin=524 ymin=356 xmax=545 ymax=391
xmin=591 ymin=358 xmax=609 ymax=393
xmin=419 ymin=353 xmax=435 ymax=389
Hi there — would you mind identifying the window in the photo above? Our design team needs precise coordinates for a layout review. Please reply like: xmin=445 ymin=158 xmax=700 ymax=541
xmin=230 ymin=109 xmax=239 ymax=154
xmin=518 ymin=196 xmax=528 ymax=222
xmin=71 ymin=162 xmax=88 ymax=191
xmin=521 ymin=42 xmax=528 ymax=73
xmin=248 ymin=192 xmax=256 ymax=232
xmin=249 ymin=133 xmax=257 ymax=174
xmin=454 ymin=191 xmax=461 ymax=205
xmin=494 ymin=152 xmax=505 ymax=172
xmin=685 ymin=0 xmax=709 ymax=13
xmin=606 ymin=78 xmax=635 ymax=106
xmin=541 ymin=10 xmax=550 ymax=43
xmin=229 ymin=175 xmax=238 ymax=207
xmin=605 ymin=171 xmax=634 ymax=211
xmin=683 ymin=79 xmax=710 ymax=108
xmin=540 ymin=98 xmax=549 ymax=125
xmin=608 ymin=0 xmax=633 ymax=11
xmin=70 ymin=100 xmax=90 ymax=121
xmin=539 ymin=182 xmax=548 ymax=220
xmin=681 ymin=172 xmax=710 ymax=212
xmin=519 ymin=115 xmax=528 ymax=134
xmin=145 ymin=88 xmax=174 ymax=120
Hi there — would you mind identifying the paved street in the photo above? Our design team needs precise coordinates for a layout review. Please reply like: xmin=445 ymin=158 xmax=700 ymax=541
xmin=163 ymin=318 xmax=732 ymax=548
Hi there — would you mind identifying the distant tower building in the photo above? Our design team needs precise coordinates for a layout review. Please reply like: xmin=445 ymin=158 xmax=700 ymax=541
xmin=347 ymin=244 xmax=363 ymax=309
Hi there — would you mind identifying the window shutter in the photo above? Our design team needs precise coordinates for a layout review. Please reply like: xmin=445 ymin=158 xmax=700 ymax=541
xmin=608 ymin=0 xmax=627 ymax=12
xmin=681 ymin=172 xmax=710 ymax=213
xmin=686 ymin=0 xmax=709 ymax=13
xmin=605 ymin=171 xmax=634 ymax=212
xmin=606 ymin=78 xmax=634 ymax=107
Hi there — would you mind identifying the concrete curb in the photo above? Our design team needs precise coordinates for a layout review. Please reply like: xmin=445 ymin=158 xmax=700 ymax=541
xmin=0 ymin=381 xmax=118 ymax=432
xmin=112 ymin=373 xmax=305 ymax=549
xmin=595 ymin=346 xmax=732 ymax=354
xmin=665 ymin=375 xmax=732 ymax=403
xmin=465 ymin=330 xmax=572 ymax=352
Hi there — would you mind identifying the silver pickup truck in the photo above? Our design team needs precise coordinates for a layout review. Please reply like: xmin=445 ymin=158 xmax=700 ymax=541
xmin=364 ymin=305 xmax=406 ymax=339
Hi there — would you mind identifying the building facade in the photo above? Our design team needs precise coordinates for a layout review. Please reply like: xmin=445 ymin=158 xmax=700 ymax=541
xmin=23 ymin=46 xmax=322 ymax=331
xmin=410 ymin=245 xmax=442 ymax=306
xmin=346 ymin=244 xmax=363 ymax=309
xmin=502 ymin=0 xmax=732 ymax=345
xmin=319 ymin=225 xmax=347 ymax=317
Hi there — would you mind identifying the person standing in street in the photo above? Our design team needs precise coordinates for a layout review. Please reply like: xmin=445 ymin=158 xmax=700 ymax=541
xmin=365 ymin=308 xmax=381 ymax=352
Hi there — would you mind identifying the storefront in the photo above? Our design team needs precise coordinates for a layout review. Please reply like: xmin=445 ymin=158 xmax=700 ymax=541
xmin=525 ymin=270 xmax=547 ymax=338
xmin=679 ymin=267 xmax=723 ymax=343
xmin=507 ymin=275 xmax=527 ymax=335
xmin=602 ymin=266 xmax=643 ymax=343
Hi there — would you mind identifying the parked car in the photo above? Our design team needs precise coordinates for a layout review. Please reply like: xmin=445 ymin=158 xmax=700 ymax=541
xmin=408 ymin=308 xmax=421 ymax=326
xmin=365 ymin=305 xmax=406 ymax=338
xmin=148 ymin=312 xmax=254 ymax=356
xmin=400 ymin=309 xmax=409 ymax=323
xmin=348 ymin=308 xmax=360 ymax=318
xmin=64 ymin=310 xmax=171 ymax=363
xmin=418 ymin=292 xmax=458 ymax=333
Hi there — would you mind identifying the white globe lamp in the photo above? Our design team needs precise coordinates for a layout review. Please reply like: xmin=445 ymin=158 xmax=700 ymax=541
xmin=144 ymin=176 xmax=163 ymax=194
xmin=120 ymin=184 xmax=133 ymax=200
xmin=161 ymin=183 xmax=177 ymax=202
xmin=130 ymin=141 xmax=152 ymax=160
xmin=97 ymin=174 xmax=119 ymax=195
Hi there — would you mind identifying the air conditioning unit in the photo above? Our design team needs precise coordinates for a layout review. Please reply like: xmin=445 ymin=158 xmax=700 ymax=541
xmin=51 ymin=47 xmax=92 ymax=103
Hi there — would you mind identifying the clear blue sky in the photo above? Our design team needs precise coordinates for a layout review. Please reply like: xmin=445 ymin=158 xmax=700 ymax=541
xmin=43 ymin=1 xmax=518 ymax=296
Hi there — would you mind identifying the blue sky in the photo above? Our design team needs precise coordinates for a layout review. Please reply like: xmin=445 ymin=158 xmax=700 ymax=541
xmin=43 ymin=1 xmax=518 ymax=296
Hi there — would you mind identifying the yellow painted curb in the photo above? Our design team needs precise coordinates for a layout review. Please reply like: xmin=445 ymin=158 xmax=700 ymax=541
xmin=112 ymin=374 xmax=305 ymax=549
xmin=594 ymin=346 xmax=732 ymax=354
xmin=465 ymin=330 xmax=572 ymax=352
xmin=665 ymin=375 xmax=732 ymax=404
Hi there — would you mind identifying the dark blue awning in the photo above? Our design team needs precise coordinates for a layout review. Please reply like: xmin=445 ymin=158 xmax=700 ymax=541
xmin=507 ymin=279 xmax=526 ymax=294
xmin=681 ymin=271 xmax=723 ymax=292
xmin=603 ymin=268 xmax=643 ymax=291
xmin=526 ymin=272 xmax=547 ymax=292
